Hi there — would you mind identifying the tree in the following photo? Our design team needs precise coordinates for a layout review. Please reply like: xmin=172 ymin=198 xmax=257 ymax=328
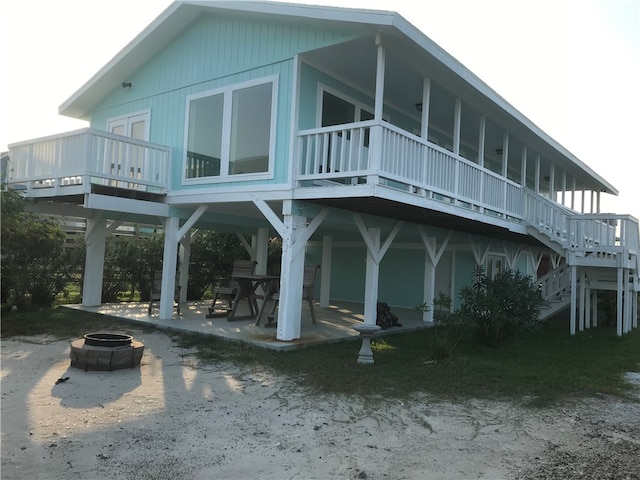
xmin=187 ymin=232 xmax=248 ymax=299
xmin=1 ymin=190 xmax=76 ymax=307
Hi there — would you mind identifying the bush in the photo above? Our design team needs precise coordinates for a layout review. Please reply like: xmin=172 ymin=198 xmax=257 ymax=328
xmin=1 ymin=190 xmax=79 ymax=307
xmin=187 ymin=232 xmax=248 ymax=300
xmin=458 ymin=266 xmax=544 ymax=346
xmin=427 ymin=293 xmax=469 ymax=360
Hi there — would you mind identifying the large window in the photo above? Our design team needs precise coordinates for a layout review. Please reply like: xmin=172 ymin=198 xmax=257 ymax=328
xmin=185 ymin=78 xmax=275 ymax=180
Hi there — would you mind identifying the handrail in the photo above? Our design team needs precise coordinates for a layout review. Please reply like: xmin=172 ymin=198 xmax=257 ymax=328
xmin=7 ymin=128 xmax=170 ymax=193
xmin=297 ymin=122 xmax=640 ymax=262
xmin=297 ymin=120 xmax=523 ymax=219
xmin=537 ymin=262 xmax=571 ymax=301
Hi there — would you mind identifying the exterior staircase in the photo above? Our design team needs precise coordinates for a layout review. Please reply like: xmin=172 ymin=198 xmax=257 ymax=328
xmin=537 ymin=263 xmax=572 ymax=321
xmin=524 ymin=190 xmax=639 ymax=334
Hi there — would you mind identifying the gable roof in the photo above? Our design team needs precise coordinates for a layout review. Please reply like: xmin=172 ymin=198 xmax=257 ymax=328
xmin=59 ymin=1 xmax=401 ymax=120
xmin=59 ymin=0 xmax=617 ymax=195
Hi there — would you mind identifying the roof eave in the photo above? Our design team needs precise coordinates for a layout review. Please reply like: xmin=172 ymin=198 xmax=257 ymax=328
xmin=58 ymin=1 xmax=617 ymax=196
xmin=388 ymin=16 xmax=618 ymax=195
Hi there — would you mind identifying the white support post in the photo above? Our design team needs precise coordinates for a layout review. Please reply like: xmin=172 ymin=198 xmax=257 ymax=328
xmin=178 ymin=233 xmax=191 ymax=303
xmin=424 ymin=254 xmax=436 ymax=323
xmin=623 ymin=268 xmax=631 ymax=334
xmin=253 ymin=227 xmax=270 ymax=309
xmin=453 ymin=98 xmax=461 ymax=156
xmin=82 ymin=216 xmax=108 ymax=307
xmin=535 ymin=154 xmax=541 ymax=194
xmin=419 ymin=229 xmax=451 ymax=323
xmin=254 ymin=199 xmax=328 ymax=341
xmin=592 ymin=289 xmax=598 ymax=327
xmin=255 ymin=227 xmax=269 ymax=275
xmin=421 ymin=77 xmax=431 ymax=139
xmin=478 ymin=115 xmax=486 ymax=167
xmin=277 ymin=213 xmax=306 ymax=341
xmin=617 ymin=266 xmax=623 ymax=336
xmin=633 ymin=284 xmax=638 ymax=329
xmin=367 ymin=34 xmax=386 ymax=186
xmin=354 ymin=215 xmax=402 ymax=325
xmin=550 ymin=164 xmax=556 ymax=201
xmin=364 ymin=227 xmax=381 ymax=326
xmin=159 ymin=216 xmax=180 ymax=320
xmin=585 ymin=288 xmax=591 ymax=329
xmin=570 ymin=264 xmax=577 ymax=335
xmin=501 ymin=132 xmax=509 ymax=177
xmin=579 ymin=269 xmax=586 ymax=332
xmin=520 ymin=144 xmax=527 ymax=187
xmin=561 ymin=170 xmax=567 ymax=206
xmin=374 ymin=34 xmax=385 ymax=122
xmin=320 ymin=235 xmax=332 ymax=308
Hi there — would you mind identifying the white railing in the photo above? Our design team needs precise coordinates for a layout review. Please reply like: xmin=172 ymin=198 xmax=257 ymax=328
xmin=524 ymin=189 xmax=640 ymax=256
xmin=538 ymin=262 xmax=571 ymax=301
xmin=524 ymin=189 xmax=573 ymax=243
xmin=296 ymin=121 xmax=523 ymax=219
xmin=7 ymin=128 xmax=170 ymax=193
xmin=568 ymin=214 xmax=639 ymax=254
xmin=297 ymin=122 xmax=640 ymax=262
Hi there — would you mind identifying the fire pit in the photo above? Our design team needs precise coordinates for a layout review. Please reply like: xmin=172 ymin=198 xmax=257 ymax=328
xmin=70 ymin=333 xmax=144 ymax=371
xmin=83 ymin=333 xmax=133 ymax=347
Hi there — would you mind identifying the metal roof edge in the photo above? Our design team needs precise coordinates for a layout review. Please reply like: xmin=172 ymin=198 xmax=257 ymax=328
xmin=57 ymin=0 xmax=618 ymax=195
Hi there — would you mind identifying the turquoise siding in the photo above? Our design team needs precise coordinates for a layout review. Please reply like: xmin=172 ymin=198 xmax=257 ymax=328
xmin=89 ymin=13 xmax=356 ymax=192
xmin=379 ymin=249 xmax=425 ymax=306
xmin=329 ymin=247 xmax=366 ymax=302
xmin=304 ymin=241 xmax=536 ymax=311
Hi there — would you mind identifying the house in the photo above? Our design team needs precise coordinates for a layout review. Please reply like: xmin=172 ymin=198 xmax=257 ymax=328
xmin=6 ymin=1 xmax=638 ymax=340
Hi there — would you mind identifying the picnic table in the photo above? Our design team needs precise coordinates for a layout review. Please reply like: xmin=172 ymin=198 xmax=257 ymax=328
xmin=228 ymin=273 xmax=279 ymax=325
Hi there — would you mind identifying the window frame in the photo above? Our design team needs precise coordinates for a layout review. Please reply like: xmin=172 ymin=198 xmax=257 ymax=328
xmin=182 ymin=75 xmax=278 ymax=184
xmin=106 ymin=109 xmax=151 ymax=141
xmin=316 ymin=84 xmax=376 ymax=127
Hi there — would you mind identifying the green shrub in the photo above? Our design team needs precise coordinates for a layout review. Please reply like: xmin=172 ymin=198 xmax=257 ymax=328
xmin=459 ymin=265 xmax=544 ymax=346
xmin=1 ymin=190 xmax=79 ymax=307
xmin=427 ymin=293 xmax=469 ymax=360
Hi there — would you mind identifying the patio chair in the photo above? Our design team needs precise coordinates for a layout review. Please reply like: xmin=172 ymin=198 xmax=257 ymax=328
xmin=267 ymin=264 xmax=320 ymax=326
xmin=206 ymin=259 xmax=257 ymax=318
xmin=148 ymin=270 xmax=181 ymax=315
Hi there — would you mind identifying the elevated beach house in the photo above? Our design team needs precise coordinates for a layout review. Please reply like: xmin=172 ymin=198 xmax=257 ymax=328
xmin=7 ymin=1 xmax=638 ymax=340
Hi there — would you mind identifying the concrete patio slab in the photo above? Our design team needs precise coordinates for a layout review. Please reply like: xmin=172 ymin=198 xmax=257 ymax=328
xmin=65 ymin=300 xmax=429 ymax=350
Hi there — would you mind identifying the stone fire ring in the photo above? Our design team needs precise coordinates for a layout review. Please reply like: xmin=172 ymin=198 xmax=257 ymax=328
xmin=70 ymin=333 xmax=144 ymax=371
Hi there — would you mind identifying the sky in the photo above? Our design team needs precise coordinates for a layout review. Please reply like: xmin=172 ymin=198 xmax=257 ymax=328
xmin=1 ymin=0 xmax=639 ymax=219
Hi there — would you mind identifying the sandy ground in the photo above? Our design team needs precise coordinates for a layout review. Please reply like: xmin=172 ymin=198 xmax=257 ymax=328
xmin=1 ymin=330 xmax=639 ymax=480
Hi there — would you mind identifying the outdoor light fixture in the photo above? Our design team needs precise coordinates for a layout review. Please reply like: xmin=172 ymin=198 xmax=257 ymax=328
xmin=122 ymin=82 xmax=132 ymax=88
xmin=495 ymin=148 xmax=503 ymax=155
xmin=415 ymin=103 xmax=423 ymax=112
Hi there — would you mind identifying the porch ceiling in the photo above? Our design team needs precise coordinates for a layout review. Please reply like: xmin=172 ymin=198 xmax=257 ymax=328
xmin=305 ymin=197 xmax=542 ymax=247
xmin=302 ymin=35 xmax=617 ymax=195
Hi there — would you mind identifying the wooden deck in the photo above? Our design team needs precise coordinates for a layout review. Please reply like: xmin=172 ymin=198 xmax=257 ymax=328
xmin=64 ymin=299 xmax=428 ymax=351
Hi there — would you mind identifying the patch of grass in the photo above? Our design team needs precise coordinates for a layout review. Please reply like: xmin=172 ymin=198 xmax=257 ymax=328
xmin=2 ymin=307 xmax=638 ymax=406
xmin=0 ymin=306 xmax=155 ymax=339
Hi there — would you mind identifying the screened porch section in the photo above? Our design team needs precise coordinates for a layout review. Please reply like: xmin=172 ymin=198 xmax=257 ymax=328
xmin=295 ymin=120 xmax=640 ymax=259
xmin=296 ymin=120 xmax=525 ymax=221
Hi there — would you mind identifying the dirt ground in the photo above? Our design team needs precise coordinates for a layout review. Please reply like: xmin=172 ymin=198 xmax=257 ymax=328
xmin=1 ymin=331 xmax=639 ymax=480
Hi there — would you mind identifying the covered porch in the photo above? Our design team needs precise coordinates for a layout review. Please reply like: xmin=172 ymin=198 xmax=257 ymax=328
xmin=65 ymin=299 xmax=427 ymax=351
